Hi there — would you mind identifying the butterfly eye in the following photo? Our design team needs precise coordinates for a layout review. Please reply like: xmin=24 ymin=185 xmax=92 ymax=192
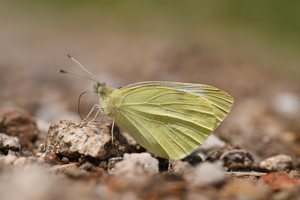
xmin=97 ymin=82 xmax=108 ymax=96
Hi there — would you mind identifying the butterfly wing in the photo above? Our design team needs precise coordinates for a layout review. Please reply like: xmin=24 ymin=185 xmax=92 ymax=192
xmin=106 ymin=81 xmax=234 ymax=159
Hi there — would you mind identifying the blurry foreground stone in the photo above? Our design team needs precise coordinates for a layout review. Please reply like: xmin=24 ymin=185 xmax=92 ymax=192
xmin=112 ymin=153 xmax=159 ymax=176
xmin=0 ymin=133 xmax=20 ymax=152
xmin=221 ymin=178 xmax=271 ymax=199
xmin=0 ymin=111 xmax=38 ymax=149
xmin=183 ymin=162 xmax=227 ymax=187
xmin=220 ymin=149 xmax=255 ymax=170
xmin=45 ymin=120 xmax=131 ymax=161
xmin=261 ymin=172 xmax=299 ymax=191
xmin=0 ymin=153 xmax=18 ymax=165
xmin=260 ymin=154 xmax=293 ymax=171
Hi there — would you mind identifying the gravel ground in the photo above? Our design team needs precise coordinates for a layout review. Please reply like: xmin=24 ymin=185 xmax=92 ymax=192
xmin=0 ymin=16 xmax=299 ymax=199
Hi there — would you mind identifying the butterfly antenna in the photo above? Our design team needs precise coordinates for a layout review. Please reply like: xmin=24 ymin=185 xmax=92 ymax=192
xmin=59 ymin=69 xmax=97 ymax=83
xmin=67 ymin=54 xmax=98 ymax=83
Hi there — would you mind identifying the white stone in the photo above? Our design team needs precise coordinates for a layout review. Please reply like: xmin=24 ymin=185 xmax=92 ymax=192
xmin=113 ymin=153 xmax=159 ymax=176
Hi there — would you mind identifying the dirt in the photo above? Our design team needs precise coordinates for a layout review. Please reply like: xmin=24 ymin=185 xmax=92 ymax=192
xmin=0 ymin=26 xmax=300 ymax=199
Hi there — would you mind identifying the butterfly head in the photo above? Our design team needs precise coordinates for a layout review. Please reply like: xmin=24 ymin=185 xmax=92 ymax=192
xmin=95 ymin=82 xmax=113 ymax=98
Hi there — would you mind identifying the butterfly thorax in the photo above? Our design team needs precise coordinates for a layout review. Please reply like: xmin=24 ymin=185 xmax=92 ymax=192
xmin=96 ymin=82 xmax=118 ymax=117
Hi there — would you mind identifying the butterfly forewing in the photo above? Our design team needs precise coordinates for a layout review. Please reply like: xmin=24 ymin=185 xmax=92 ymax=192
xmin=106 ymin=81 xmax=234 ymax=159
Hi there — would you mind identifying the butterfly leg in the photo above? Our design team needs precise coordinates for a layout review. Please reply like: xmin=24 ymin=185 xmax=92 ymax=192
xmin=90 ymin=106 xmax=102 ymax=122
xmin=111 ymin=120 xmax=115 ymax=144
xmin=168 ymin=159 xmax=173 ymax=173
xmin=82 ymin=104 xmax=97 ymax=122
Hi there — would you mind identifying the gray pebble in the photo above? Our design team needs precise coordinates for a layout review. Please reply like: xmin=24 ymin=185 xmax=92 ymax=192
xmin=112 ymin=153 xmax=159 ymax=176
xmin=260 ymin=154 xmax=293 ymax=171
xmin=37 ymin=144 xmax=46 ymax=153
xmin=220 ymin=149 xmax=254 ymax=170
xmin=183 ymin=161 xmax=227 ymax=187
xmin=80 ymin=162 xmax=93 ymax=171
xmin=61 ymin=157 xmax=69 ymax=164
xmin=0 ymin=133 xmax=20 ymax=151
xmin=170 ymin=160 xmax=192 ymax=174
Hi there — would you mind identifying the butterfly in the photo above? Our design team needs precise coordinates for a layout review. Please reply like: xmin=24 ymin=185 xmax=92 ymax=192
xmin=97 ymin=81 xmax=233 ymax=160
xmin=64 ymin=55 xmax=234 ymax=160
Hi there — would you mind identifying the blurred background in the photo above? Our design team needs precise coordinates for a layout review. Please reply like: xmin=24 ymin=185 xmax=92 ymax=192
xmin=0 ymin=1 xmax=300 ymax=157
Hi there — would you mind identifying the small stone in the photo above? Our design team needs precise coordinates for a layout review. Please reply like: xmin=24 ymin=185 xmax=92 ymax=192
xmin=260 ymin=154 xmax=293 ymax=171
xmin=35 ymin=153 xmax=47 ymax=164
xmin=112 ymin=153 xmax=159 ymax=176
xmin=64 ymin=167 xmax=85 ymax=179
xmin=61 ymin=157 xmax=69 ymax=164
xmin=183 ymin=161 xmax=227 ymax=187
xmin=45 ymin=120 xmax=131 ymax=160
xmin=220 ymin=149 xmax=255 ymax=170
xmin=261 ymin=172 xmax=298 ymax=190
xmin=37 ymin=143 xmax=46 ymax=153
xmin=205 ymin=147 xmax=227 ymax=162
xmin=170 ymin=160 xmax=192 ymax=174
xmin=0 ymin=111 xmax=38 ymax=149
xmin=80 ymin=162 xmax=93 ymax=171
xmin=0 ymin=133 xmax=20 ymax=152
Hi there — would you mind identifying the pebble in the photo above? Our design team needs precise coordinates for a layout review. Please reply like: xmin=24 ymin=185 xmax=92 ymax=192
xmin=37 ymin=144 xmax=46 ymax=153
xmin=183 ymin=161 xmax=227 ymax=187
xmin=0 ymin=111 xmax=38 ymax=149
xmin=61 ymin=157 xmax=69 ymax=164
xmin=80 ymin=162 xmax=93 ymax=171
xmin=112 ymin=153 xmax=159 ymax=176
xmin=0 ymin=133 xmax=20 ymax=152
xmin=64 ymin=167 xmax=86 ymax=179
xmin=45 ymin=120 xmax=131 ymax=160
xmin=220 ymin=149 xmax=255 ymax=170
xmin=205 ymin=148 xmax=227 ymax=162
xmin=260 ymin=154 xmax=293 ymax=171
xmin=170 ymin=160 xmax=192 ymax=174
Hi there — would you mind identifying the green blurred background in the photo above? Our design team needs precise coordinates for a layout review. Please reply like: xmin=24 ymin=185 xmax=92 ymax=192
xmin=1 ymin=0 xmax=300 ymax=77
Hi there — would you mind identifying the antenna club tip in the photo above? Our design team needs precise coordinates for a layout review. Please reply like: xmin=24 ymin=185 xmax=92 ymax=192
xmin=59 ymin=69 xmax=67 ymax=73
xmin=67 ymin=54 xmax=72 ymax=58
